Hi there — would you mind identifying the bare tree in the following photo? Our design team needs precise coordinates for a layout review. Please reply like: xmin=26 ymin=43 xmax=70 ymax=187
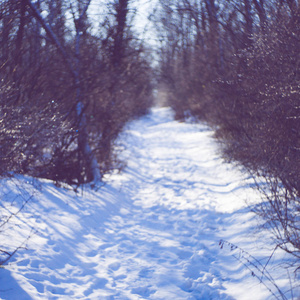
xmin=156 ymin=0 xmax=300 ymax=279
xmin=0 ymin=0 xmax=153 ymax=183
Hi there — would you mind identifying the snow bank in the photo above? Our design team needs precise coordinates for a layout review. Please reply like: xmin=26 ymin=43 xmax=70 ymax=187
xmin=0 ymin=107 xmax=295 ymax=299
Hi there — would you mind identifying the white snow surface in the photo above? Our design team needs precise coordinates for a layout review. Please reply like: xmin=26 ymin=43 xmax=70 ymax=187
xmin=0 ymin=107 xmax=296 ymax=299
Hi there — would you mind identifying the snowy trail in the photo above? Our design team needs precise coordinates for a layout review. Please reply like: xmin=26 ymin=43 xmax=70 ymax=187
xmin=1 ymin=107 xmax=281 ymax=299
xmin=104 ymin=107 xmax=264 ymax=299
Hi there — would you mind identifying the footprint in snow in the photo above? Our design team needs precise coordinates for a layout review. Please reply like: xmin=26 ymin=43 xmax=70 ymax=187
xmin=131 ymin=286 xmax=155 ymax=297
xmin=108 ymin=261 xmax=121 ymax=271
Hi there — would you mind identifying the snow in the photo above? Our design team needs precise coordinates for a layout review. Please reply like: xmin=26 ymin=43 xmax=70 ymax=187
xmin=0 ymin=107 xmax=297 ymax=299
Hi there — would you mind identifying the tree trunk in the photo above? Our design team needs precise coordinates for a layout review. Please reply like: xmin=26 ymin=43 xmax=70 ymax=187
xmin=113 ymin=0 xmax=129 ymax=66
xmin=26 ymin=0 xmax=102 ymax=184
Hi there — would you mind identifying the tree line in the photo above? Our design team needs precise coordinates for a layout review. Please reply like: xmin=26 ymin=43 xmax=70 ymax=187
xmin=0 ymin=0 xmax=153 ymax=185
xmin=1 ymin=0 xmax=300 ymax=281
xmin=156 ymin=0 xmax=300 ymax=276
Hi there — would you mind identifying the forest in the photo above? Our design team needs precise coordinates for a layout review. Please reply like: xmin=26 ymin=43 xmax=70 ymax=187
xmin=156 ymin=0 xmax=300 ymax=272
xmin=0 ymin=0 xmax=154 ymax=185
xmin=0 ymin=0 xmax=300 ymax=296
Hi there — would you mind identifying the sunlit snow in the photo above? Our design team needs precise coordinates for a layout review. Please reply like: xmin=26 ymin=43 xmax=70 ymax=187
xmin=0 ymin=107 xmax=295 ymax=299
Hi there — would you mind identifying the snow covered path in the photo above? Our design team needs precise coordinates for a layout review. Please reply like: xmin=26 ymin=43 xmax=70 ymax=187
xmin=105 ymin=107 xmax=267 ymax=299
xmin=1 ymin=107 xmax=284 ymax=299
